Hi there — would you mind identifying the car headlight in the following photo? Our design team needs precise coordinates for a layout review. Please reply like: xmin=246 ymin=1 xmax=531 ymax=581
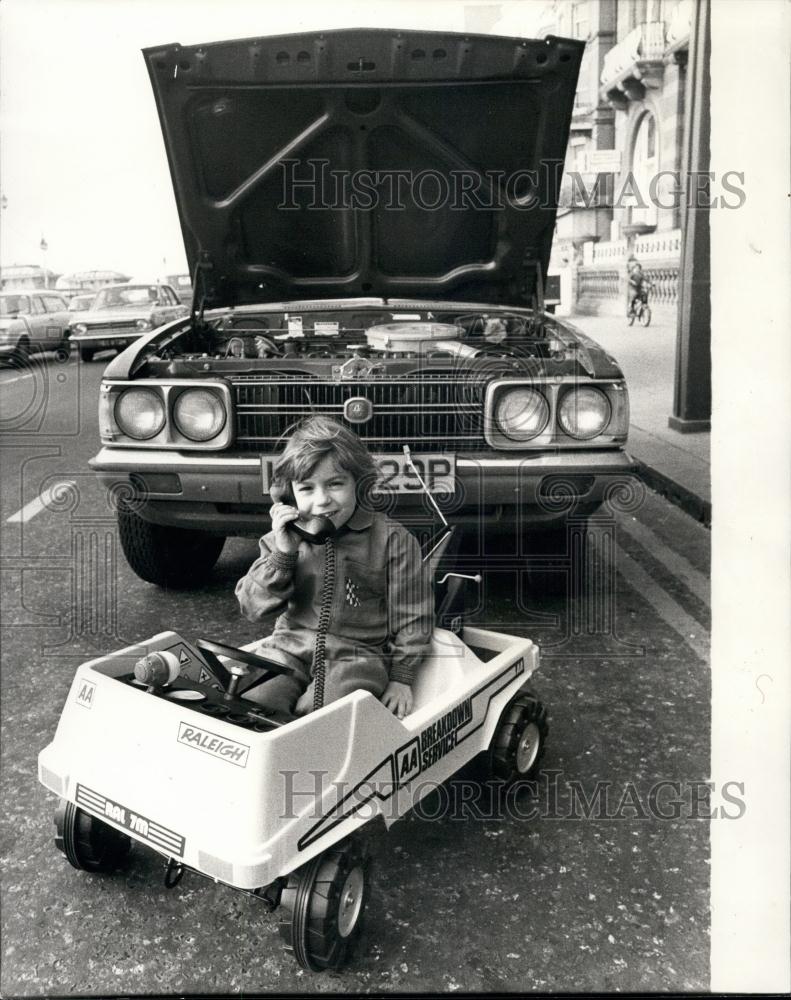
xmin=172 ymin=388 xmax=226 ymax=442
xmin=495 ymin=388 xmax=549 ymax=441
xmin=136 ymin=318 xmax=153 ymax=331
xmin=114 ymin=389 xmax=166 ymax=440
xmin=73 ymin=323 xmax=87 ymax=334
xmin=558 ymin=387 xmax=611 ymax=440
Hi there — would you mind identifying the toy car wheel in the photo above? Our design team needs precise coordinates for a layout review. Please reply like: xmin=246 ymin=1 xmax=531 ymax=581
xmin=489 ymin=689 xmax=548 ymax=785
xmin=117 ymin=499 xmax=226 ymax=588
xmin=79 ymin=346 xmax=95 ymax=362
xmin=279 ymin=840 xmax=370 ymax=971
xmin=54 ymin=799 xmax=131 ymax=873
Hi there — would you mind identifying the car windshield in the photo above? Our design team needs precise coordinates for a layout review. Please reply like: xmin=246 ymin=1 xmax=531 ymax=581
xmin=69 ymin=296 xmax=95 ymax=311
xmin=94 ymin=286 xmax=159 ymax=310
xmin=0 ymin=295 xmax=30 ymax=316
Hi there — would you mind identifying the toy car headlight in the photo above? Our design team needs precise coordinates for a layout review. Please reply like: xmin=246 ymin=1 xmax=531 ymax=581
xmin=558 ymin=387 xmax=611 ymax=440
xmin=114 ymin=389 xmax=166 ymax=440
xmin=136 ymin=318 xmax=153 ymax=331
xmin=73 ymin=323 xmax=87 ymax=334
xmin=495 ymin=388 xmax=549 ymax=441
xmin=172 ymin=389 xmax=226 ymax=442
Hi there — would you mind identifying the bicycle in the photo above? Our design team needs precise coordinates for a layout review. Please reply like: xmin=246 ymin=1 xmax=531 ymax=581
xmin=627 ymin=282 xmax=653 ymax=327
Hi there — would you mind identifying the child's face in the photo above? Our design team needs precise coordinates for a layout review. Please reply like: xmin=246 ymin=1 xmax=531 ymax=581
xmin=291 ymin=455 xmax=357 ymax=529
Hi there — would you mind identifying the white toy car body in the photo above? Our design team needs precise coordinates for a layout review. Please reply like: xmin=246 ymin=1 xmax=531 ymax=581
xmin=39 ymin=621 xmax=547 ymax=969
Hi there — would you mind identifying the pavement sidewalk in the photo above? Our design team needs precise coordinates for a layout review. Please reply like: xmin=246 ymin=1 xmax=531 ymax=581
xmin=565 ymin=312 xmax=711 ymax=526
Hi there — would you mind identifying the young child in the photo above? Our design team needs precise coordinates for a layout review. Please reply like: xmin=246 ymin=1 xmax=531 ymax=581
xmin=235 ymin=416 xmax=434 ymax=719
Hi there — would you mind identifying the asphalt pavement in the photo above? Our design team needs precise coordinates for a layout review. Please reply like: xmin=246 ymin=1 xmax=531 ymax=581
xmin=0 ymin=353 xmax=711 ymax=994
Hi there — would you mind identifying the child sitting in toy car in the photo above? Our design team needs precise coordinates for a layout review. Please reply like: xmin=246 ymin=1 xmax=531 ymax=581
xmin=235 ymin=416 xmax=434 ymax=720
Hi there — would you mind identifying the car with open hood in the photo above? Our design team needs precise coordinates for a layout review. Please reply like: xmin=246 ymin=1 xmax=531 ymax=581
xmin=89 ymin=27 xmax=635 ymax=588
xmin=69 ymin=282 xmax=187 ymax=362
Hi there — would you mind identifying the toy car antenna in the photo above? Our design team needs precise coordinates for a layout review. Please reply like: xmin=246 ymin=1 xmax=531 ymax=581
xmin=402 ymin=445 xmax=452 ymax=563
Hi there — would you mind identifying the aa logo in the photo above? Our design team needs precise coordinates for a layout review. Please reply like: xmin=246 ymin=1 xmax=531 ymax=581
xmin=395 ymin=738 xmax=421 ymax=786
xmin=75 ymin=679 xmax=96 ymax=709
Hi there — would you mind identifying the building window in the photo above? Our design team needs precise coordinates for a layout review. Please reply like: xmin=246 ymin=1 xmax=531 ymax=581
xmin=571 ymin=1 xmax=589 ymax=40
xmin=631 ymin=111 xmax=658 ymax=228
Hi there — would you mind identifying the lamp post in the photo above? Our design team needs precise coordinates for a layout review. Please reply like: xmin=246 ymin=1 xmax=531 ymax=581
xmin=40 ymin=235 xmax=49 ymax=288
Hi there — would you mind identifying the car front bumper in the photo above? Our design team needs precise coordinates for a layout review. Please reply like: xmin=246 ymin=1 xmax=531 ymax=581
xmin=71 ymin=333 xmax=141 ymax=349
xmin=91 ymin=447 xmax=638 ymax=534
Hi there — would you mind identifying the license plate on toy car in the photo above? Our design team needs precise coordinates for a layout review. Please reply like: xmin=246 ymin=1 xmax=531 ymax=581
xmin=261 ymin=454 xmax=455 ymax=494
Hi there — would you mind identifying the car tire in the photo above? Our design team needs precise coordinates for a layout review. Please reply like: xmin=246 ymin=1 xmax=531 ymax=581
xmin=117 ymin=500 xmax=226 ymax=588
xmin=488 ymin=689 xmax=548 ymax=785
xmin=55 ymin=339 xmax=72 ymax=363
xmin=279 ymin=839 xmax=370 ymax=971
xmin=54 ymin=799 xmax=131 ymax=873
xmin=526 ymin=522 xmax=589 ymax=597
xmin=79 ymin=347 xmax=95 ymax=362
xmin=10 ymin=338 xmax=30 ymax=368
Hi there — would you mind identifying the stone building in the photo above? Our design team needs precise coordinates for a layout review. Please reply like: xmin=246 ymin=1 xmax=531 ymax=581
xmin=543 ymin=0 xmax=694 ymax=317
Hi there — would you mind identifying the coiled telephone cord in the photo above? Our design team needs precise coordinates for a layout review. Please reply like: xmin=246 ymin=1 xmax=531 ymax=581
xmin=312 ymin=537 xmax=336 ymax=712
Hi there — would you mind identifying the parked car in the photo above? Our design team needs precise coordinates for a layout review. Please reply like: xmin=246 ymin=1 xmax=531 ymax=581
xmin=69 ymin=283 xmax=188 ymax=362
xmin=68 ymin=292 xmax=97 ymax=314
xmin=166 ymin=273 xmax=193 ymax=306
xmin=90 ymin=28 xmax=636 ymax=588
xmin=0 ymin=289 xmax=71 ymax=365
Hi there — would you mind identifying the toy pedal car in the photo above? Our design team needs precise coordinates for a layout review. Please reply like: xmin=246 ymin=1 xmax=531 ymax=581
xmin=38 ymin=538 xmax=549 ymax=971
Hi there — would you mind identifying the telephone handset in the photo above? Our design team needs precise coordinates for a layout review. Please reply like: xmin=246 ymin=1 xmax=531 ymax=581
xmin=270 ymin=480 xmax=337 ymax=545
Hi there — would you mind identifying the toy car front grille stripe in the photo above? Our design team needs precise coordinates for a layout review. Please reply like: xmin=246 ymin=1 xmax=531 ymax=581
xmin=232 ymin=377 xmax=486 ymax=451
xmin=75 ymin=783 xmax=185 ymax=857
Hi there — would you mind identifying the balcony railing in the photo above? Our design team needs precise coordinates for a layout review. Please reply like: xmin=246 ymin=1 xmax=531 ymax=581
xmin=601 ymin=21 xmax=666 ymax=86
xmin=600 ymin=22 xmax=666 ymax=105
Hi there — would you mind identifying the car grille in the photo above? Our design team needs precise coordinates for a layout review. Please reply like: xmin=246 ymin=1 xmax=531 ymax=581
xmin=84 ymin=320 xmax=139 ymax=332
xmin=231 ymin=373 xmax=486 ymax=451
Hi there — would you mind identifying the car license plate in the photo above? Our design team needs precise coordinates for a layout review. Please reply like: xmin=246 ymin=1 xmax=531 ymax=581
xmin=260 ymin=453 xmax=455 ymax=495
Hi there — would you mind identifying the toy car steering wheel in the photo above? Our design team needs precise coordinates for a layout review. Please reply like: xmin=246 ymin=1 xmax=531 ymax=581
xmin=196 ymin=639 xmax=301 ymax=679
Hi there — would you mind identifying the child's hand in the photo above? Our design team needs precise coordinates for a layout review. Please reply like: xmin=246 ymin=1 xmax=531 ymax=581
xmin=381 ymin=681 xmax=413 ymax=720
xmin=270 ymin=501 xmax=301 ymax=554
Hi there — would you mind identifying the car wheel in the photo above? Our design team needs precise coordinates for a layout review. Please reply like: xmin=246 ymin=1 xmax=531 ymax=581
xmin=526 ymin=522 xmax=589 ymax=597
xmin=488 ymin=689 xmax=548 ymax=785
xmin=279 ymin=839 xmax=370 ymax=971
xmin=10 ymin=338 xmax=30 ymax=368
xmin=117 ymin=499 xmax=226 ymax=588
xmin=55 ymin=339 xmax=72 ymax=363
xmin=79 ymin=347 xmax=95 ymax=362
xmin=54 ymin=799 xmax=131 ymax=873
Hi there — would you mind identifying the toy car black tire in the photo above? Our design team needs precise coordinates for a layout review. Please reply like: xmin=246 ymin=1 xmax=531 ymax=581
xmin=54 ymin=799 xmax=131 ymax=873
xmin=489 ymin=689 xmax=548 ymax=785
xmin=279 ymin=839 xmax=370 ymax=971
xmin=79 ymin=347 xmax=95 ymax=362
xmin=117 ymin=499 xmax=226 ymax=588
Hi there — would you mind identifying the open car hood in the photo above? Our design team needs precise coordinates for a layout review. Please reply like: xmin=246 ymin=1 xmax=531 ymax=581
xmin=144 ymin=28 xmax=583 ymax=308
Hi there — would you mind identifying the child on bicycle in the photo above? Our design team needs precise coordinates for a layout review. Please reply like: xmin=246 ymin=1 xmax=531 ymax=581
xmin=235 ymin=416 xmax=434 ymax=720
xmin=627 ymin=258 xmax=650 ymax=318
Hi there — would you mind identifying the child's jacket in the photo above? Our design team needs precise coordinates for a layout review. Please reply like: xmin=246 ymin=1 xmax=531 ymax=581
xmin=235 ymin=508 xmax=434 ymax=686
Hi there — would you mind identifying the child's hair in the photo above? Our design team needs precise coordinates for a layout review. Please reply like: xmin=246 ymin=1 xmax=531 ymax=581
xmin=273 ymin=416 xmax=378 ymax=500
